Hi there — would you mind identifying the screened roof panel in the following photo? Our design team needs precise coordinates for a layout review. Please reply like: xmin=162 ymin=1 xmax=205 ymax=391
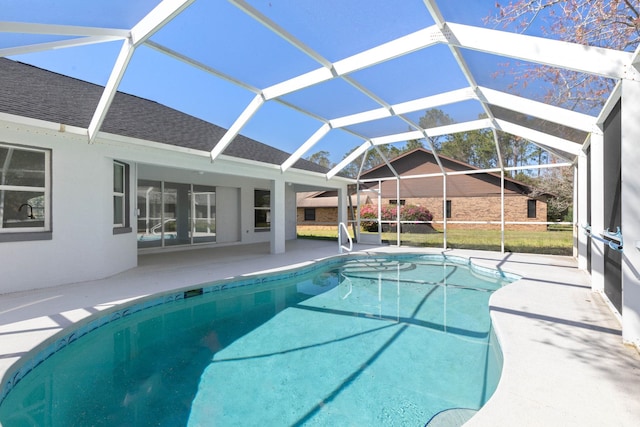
xmin=489 ymin=105 xmax=589 ymax=144
xmin=149 ymin=1 xmax=320 ymax=88
xmin=458 ymin=48 xmax=616 ymax=115
xmin=304 ymin=130 xmax=367 ymax=167
xmin=438 ymin=1 xmax=498 ymax=27
xmin=402 ymin=99 xmax=488 ymax=127
xmin=241 ymin=100 xmax=324 ymax=153
xmin=279 ymin=78 xmax=382 ymax=120
xmin=243 ymin=0 xmax=436 ymax=62
xmin=347 ymin=45 xmax=469 ymax=105
xmin=1 ymin=0 xmax=635 ymax=178
xmin=344 ymin=116 xmax=414 ymax=140
xmin=9 ymin=41 xmax=123 ymax=87
xmin=1 ymin=0 xmax=160 ymax=28
xmin=120 ymin=46 xmax=256 ymax=129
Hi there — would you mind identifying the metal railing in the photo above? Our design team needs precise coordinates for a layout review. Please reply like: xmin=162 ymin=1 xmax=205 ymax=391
xmin=338 ymin=222 xmax=353 ymax=253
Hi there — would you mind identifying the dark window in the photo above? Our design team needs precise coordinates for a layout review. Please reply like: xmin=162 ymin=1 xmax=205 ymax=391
xmin=304 ymin=208 xmax=316 ymax=221
xmin=389 ymin=199 xmax=405 ymax=205
xmin=445 ymin=200 xmax=452 ymax=218
xmin=254 ymin=189 xmax=270 ymax=230
xmin=527 ymin=199 xmax=537 ymax=218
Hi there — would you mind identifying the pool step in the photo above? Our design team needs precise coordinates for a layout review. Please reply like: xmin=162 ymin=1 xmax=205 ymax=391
xmin=339 ymin=259 xmax=416 ymax=275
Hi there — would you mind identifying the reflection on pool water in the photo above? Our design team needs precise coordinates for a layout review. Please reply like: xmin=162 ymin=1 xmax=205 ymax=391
xmin=0 ymin=254 xmax=517 ymax=426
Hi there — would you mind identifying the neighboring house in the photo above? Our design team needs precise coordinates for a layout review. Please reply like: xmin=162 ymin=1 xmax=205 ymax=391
xmin=0 ymin=59 xmax=350 ymax=293
xmin=360 ymin=148 xmax=548 ymax=230
xmin=296 ymin=191 xmax=370 ymax=226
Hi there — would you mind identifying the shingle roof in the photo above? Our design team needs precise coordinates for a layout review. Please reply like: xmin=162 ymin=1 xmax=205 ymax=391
xmin=0 ymin=58 xmax=328 ymax=174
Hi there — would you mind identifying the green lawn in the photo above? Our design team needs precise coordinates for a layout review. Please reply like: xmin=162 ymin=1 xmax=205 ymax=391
xmin=297 ymin=226 xmax=573 ymax=255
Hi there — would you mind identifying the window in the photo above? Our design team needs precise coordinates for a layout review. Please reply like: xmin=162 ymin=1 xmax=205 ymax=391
xmin=0 ymin=143 xmax=51 ymax=240
xmin=304 ymin=208 xmax=316 ymax=221
xmin=445 ymin=200 xmax=452 ymax=219
xmin=254 ymin=189 xmax=270 ymax=231
xmin=527 ymin=199 xmax=537 ymax=218
xmin=113 ymin=161 xmax=131 ymax=234
xmin=389 ymin=199 xmax=406 ymax=205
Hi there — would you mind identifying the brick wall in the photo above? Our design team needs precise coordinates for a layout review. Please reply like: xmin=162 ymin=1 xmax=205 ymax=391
xmin=297 ymin=207 xmax=355 ymax=225
xmin=379 ymin=195 xmax=547 ymax=231
xmin=297 ymin=196 xmax=547 ymax=231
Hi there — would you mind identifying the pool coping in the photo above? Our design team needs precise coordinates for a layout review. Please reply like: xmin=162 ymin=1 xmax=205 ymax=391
xmin=1 ymin=241 xmax=639 ymax=425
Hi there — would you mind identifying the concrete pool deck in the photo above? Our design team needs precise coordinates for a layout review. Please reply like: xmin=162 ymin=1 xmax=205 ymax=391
xmin=1 ymin=239 xmax=639 ymax=425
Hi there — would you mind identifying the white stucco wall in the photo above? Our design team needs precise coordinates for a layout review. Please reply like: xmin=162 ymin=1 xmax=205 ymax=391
xmin=0 ymin=122 xmax=138 ymax=293
xmin=0 ymin=117 xmax=350 ymax=293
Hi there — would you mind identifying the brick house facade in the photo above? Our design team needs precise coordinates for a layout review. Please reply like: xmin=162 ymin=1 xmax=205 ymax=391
xmin=361 ymin=148 xmax=548 ymax=231
xmin=296 ymin=192 xmax=366 ymax=228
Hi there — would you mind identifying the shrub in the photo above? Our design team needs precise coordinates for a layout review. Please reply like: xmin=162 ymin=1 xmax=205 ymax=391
xmin=359 ymin=204 xmax=433 ymax=232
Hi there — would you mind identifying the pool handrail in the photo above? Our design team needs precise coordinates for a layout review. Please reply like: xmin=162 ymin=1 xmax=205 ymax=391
xmin=338 ymin=222 xmax=353 ymax=253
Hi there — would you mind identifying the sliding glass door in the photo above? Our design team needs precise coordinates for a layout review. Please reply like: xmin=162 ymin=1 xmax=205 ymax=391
xmin=137 ymin=180 xmax=215 ymax=249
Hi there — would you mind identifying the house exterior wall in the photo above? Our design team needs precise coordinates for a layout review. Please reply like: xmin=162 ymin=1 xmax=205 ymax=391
xmin=297 ymin=207 xmax=354 ymax=225
xmin=380 ymin=194 xmax=547 ymax=230
xmin=0 ymin=118 xmax=348 ymax=293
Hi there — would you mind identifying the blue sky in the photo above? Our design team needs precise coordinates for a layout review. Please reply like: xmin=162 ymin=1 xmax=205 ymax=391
xmin=3 ymin=0 xmax=548 ymax=164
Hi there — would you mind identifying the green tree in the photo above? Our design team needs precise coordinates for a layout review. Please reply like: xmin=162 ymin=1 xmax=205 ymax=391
xmin=440 ymin=128 xmax=498 ymax=168
xmin=306 ymin=150 xmax=333 ymax=169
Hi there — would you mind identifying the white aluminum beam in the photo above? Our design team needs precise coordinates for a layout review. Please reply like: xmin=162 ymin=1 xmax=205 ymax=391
xmin=281 ymin=123 xmax=332 ymax=172
xmin=333 ymin=25 xmax=443 ymax=75
xmin=446 ymin=22 xmax=632 ymax=79
xmin=371 ymin=131 xmax=424 ymax=146
xmin=327 ymin=88 xmax=478 ymax=133
xmin=263 ymin=67 xmax=334 ymax=100
xmin=88 ymin=39 xmax=135 ymax=143
xmin=327 ymin=141 xmax=372 ymax=179
xmin=330 ymin=107 xmax=392 ymax=129
xmin=393 ymin=88 xmax=475 ymax=115
xmin=89 ymin=0 xmax=195 ymax=142
xmin=0 ymin=36 xmax=125 ymax=58
xmin=425 ymin=119 xmax=492 ymax=138
xmin=210 ymin=94 xmax=265 ymax=161
xmin=478 ymin=86 xmax=599 ymax=134
xmin=0 ymin=22 xmax=130 ymax=38
xmin=130 ymin=0 xmax=195 ymax=46
xmin=495 ymin=119 xmax=581 ymax=157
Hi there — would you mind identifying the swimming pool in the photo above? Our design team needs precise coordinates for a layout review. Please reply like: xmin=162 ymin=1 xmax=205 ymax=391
xmin=0 ymin=253 xmax=516 ymax=426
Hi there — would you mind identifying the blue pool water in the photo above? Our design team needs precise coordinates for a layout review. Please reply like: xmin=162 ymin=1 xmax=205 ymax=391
xmin=0 ymin=254 xmax=515 ymax=426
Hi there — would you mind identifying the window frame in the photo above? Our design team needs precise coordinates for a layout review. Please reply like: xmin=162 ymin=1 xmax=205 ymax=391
xmin=254 ymin=189 xmax=271 ymax=231
xmin=0 ymin=143 xmax=51 ymax=242
xmin=113 ymin=160 xmax=131 ymax=234
xmin=527 ymin=199 xmax=537 ymax=219
xmin=304 ymin=207 xmax=316 ymax=221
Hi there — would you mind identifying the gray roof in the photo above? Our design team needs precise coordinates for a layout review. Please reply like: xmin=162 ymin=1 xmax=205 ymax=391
xmin=0 ymin=58 xmax=328 ymax=174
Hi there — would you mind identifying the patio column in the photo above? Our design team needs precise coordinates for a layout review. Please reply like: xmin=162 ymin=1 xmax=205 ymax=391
xmin=576 ymin=151 xmax=588 ymax=270
xmin=270 ymin=177 xmax=286 ymax=254
xmin=589 ymin=132 xmax=605 ymax=294
xmin=337 ymin=186 xmax=348 ymax=227
xmin=621 ymin=78 xmax=640 ymax=348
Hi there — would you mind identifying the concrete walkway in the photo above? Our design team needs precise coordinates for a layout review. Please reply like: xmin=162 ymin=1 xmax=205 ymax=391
xmin=1 ymin=240 xmax=639 ymax=425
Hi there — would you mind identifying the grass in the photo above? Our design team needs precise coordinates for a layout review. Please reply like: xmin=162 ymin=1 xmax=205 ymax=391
xmin=296 ymin=226 xmax=573 ymax=256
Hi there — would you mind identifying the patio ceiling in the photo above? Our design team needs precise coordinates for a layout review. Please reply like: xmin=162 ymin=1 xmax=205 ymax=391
xmin=2 ymin=0 xmax=639 ymax=180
